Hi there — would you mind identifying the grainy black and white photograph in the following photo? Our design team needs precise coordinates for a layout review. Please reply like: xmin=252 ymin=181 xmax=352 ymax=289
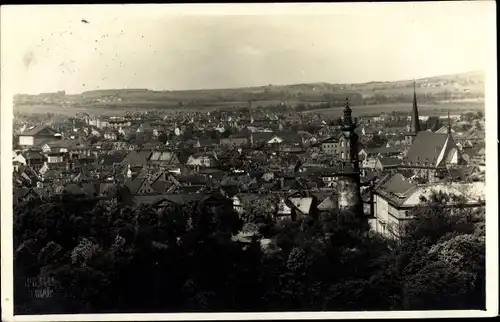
xmin=1 ymin=2 xmax=498 ymax=320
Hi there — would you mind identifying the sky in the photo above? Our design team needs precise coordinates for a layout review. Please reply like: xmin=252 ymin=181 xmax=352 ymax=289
xmin=1 ymin=2 xmax=496 ymax=95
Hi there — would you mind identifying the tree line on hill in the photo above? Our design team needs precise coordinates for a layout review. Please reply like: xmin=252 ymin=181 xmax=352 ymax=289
xmin=14 ymin=192 xmax=485 ymax=314
xmin=15 ymin=83 xmax=483 ymax=110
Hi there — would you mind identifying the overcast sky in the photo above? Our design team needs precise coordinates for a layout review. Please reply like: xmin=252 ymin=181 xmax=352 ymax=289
xmin=1 ymin=2 xmax=495 ymax=95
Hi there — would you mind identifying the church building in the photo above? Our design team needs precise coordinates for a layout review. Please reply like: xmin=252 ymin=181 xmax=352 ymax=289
xmin=400 ymin=81 xmax=463 ymax=182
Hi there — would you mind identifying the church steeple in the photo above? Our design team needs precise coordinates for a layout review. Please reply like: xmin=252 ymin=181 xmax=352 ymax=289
xmin=411 ymin=80 xmax=421 ymax=134
xmin=447 ymin=111 xmax=452 ymax=134
xmin=406 ymin=80 xmax=421 ymax=145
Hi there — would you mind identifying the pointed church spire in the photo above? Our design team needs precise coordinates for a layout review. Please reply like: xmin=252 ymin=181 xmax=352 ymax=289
xmin=447 ymin=111 xmax=452 ymax=134
xmin=411 ymin=80 xmax=421 ymax=134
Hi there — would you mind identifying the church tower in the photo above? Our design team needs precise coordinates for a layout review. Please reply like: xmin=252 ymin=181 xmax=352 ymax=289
xmin=337 ymin=98 xmax=363 ymax=215
xmin=406 ymin=80 xmax=421 ymax=145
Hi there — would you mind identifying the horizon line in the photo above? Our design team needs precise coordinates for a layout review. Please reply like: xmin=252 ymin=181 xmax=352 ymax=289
xmin=14 ymin=69 xmax=484 ymax=96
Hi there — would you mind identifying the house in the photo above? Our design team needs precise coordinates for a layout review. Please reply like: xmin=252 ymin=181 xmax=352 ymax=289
xmin=40 ymin=139 xmax=75 ymax=154
xmin=320 ymin=136 xmax=340 ymax=155
xmin=358 ymin=146 xmax=404 ymax=162
xmin=19 ymin=126 xmax=59 ymax=147
xmin=151 ymin=180 xmax=176 ymax=194
xmin=275 ymin=196 xmax=314 ymax=221
xmin=68 ymin=141 xmax=91 ymax=159
xmin=186 ymin=153 xmax=218 ymax=168
xmin=148 ymin=151 xmax=180 ymax=168
xmin=373 ymin=173 xmax=485 ymax=239
xmin=46 ymin=152 xmax=65 ymax=164
xmin=316 ymin=195 xmax=338 ymax=212
xmin=219 ymin=134 xmax=249 ymax=148
xmin=175 ymin=174 xmax=208 ymax=187
xmin=13 ymin=152 xmax=27 ymax=168
xmin=134 ymin=193 xmax=204 ymax=208
xmin=461 ymin=144 xmax=485 ymax=167
xmin=380 ymin=126 xmax=408 ymax=136
xmin=64 ymin=182 xmax=98 ymax=197
xmin=374 ymin=157 xmax=402 ymax=172
xmin=124 ymin=177 xmax=155 ymax=196
xmin=276 ymin=198 xmax=293 ymax=220
xmin=195 ymin=138 xmax=219 ymax=149
xmin=267 ymin=131 xmax=303 ymax=146
xmin=103 ymin=130 xmax=118 ymax=141
xmin=122 ymin=150 xmax=152 ymax=167
xmin=108 ymin=119 xmax=132 ymax=129
xmin=289 ymin=197 xmax=314 ymax=216
xmin=102 ymin=151 xmax=128 ymax=166
xmin=251 ymin=132 xmax=275 ymax=147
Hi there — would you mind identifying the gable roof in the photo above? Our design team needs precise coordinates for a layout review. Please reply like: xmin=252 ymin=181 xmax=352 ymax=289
xmin=149 ymin=151 xmax=179 ymax=163
xmin=152 ymin=180 xmax=174 ymax=194
xmin=317 ymin=195 xmax=337 ymax=211
xmin=274 ymin=131 xmax=302 ymax=143
xmin=42 ymin=139 xmax=73 ymax=149
xmin=197 ymin=137 xmax=219 ymax=147
xmin=123 ymin=150 xmax=151 ymax=166
xmin=252 ymin=132 xmax=275 ymax=142
xmin=404 ymin=131 xmax=449 ymax=166
xmin=102 ymin=151 xmax=128 ymax=165
xmin=22 ymin=125 xmax=57 ymax=136
xmin=363 ymin=146 xmax=404 ymax=155
xmin=125 ymin=178 xmax=149 ymax=195
xmin=176 ymin=174 xmax=208 ymax=185
xmin=288 ymin=197 xmax=313 ymax=215
xmin=320 ymin=136 xmax=340 ymax=144
xmin=378 ymin=157 xmax=402 ymax=167
xmin=403 ymin=182 xmax=485 ymax=207
xmin=378 ymin=173 xmax=417 ymax=196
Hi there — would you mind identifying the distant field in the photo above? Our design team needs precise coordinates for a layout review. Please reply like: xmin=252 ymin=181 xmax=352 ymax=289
xmin=13 ymin=100 xmax=316 ymax=116
xmin=14 ymin=100 xmax=485 ymax=118
xmin=303 ymin=101 xmax=485 ymax=118
xmin=14 ymin=105 xmax=138 ymax=117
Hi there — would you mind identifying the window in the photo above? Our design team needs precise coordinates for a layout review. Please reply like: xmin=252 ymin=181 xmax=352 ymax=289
xmin=341 ymin=152 xmax=345 ymax=159
xmin=341 ymin=141 xmax=344 ymax=147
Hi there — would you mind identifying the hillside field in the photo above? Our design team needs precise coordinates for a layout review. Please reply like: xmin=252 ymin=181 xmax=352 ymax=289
xmin=303 ymin=101 xmax=485 ymax=118
xmin=14 ymin=100 xmax=485 ymax=119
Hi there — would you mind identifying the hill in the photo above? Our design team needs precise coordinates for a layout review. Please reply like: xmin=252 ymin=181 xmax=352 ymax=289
xmin=14 ymin=70 xmax=484 ymax=110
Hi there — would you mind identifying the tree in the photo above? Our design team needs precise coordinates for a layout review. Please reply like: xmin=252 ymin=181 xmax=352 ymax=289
xmin=13 ymin=186 xmax=485 ymax=313
xmin=89 ymin=136 xmax=100 ymax=145
xmin=425 ymin=116 xmax=442 ymax=132
xmin=366 ymin=134 xmax=387 ymax=148
xmin=222 ymin=128 xmax=233 ymax=138
xmin=158 ymin=132 xmax=168 ymax=144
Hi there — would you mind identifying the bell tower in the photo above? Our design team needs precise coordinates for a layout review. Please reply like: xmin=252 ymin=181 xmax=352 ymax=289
xmin=337 ymin=98 xmax=362 ymax=215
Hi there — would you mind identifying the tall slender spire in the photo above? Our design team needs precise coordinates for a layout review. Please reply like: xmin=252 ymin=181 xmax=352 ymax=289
xmin=411 ymin=80 xmax=421 ymax=133
xmin=447 ymin=111 xmax=452 ymax=134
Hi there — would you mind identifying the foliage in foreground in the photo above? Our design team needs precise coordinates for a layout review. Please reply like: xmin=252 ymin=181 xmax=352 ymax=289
xmin=14 ymin=193 xmax=485 ymax=313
